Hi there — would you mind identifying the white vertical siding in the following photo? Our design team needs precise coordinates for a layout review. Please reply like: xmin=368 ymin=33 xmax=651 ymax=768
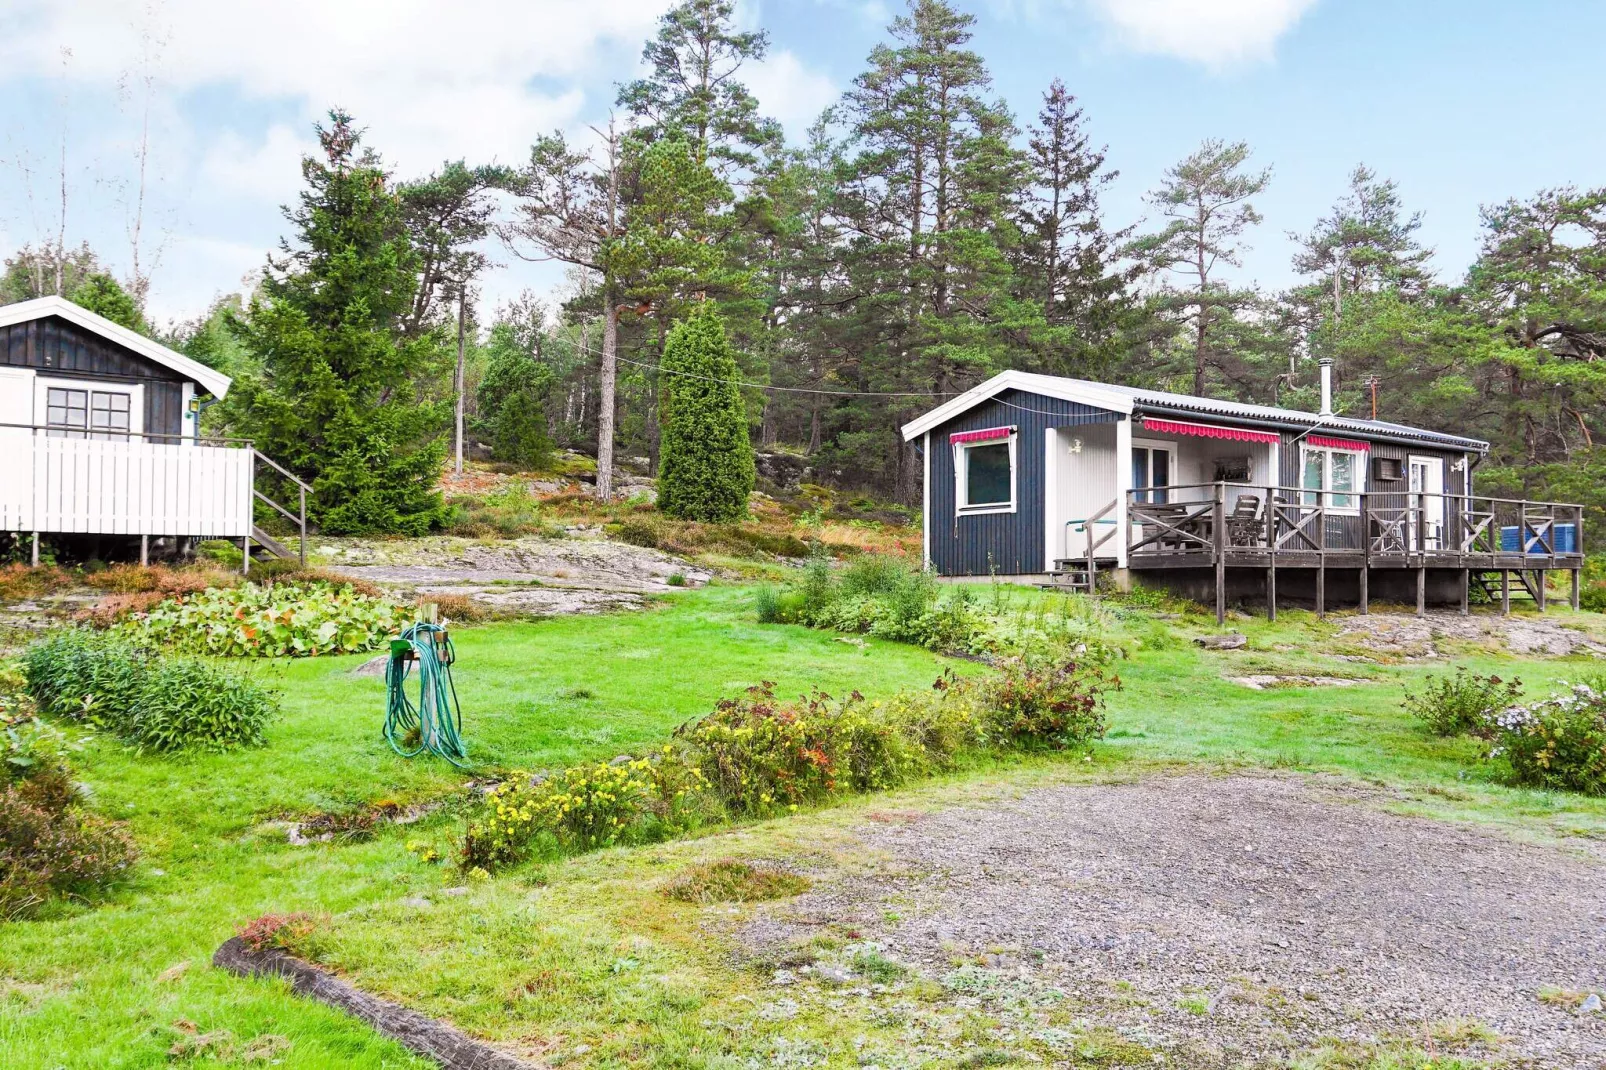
xmin=1 ymin=437 xmax=251 ymax=538
xmin=1054 ymin=423 xmax=1118 ymax=563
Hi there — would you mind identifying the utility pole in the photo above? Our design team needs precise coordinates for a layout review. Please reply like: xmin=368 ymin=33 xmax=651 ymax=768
xmin=454 ymin=290 xmax=467 ymax=476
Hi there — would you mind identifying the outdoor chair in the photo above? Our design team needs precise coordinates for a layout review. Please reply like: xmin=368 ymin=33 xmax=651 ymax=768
xmin=1226 ymin=495 xmax=1263 ymax=547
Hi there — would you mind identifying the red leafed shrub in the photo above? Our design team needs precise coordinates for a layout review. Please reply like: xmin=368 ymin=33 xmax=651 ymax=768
xmin=977 ymin=656 xmax=1116 ymax=750
xmin=236 ymin=912 xmax=319 ymax=953
xmin=678 ymin=683 xmax=853 ymax=814
xmin=0 ymin=786 xmax=137 ymax=919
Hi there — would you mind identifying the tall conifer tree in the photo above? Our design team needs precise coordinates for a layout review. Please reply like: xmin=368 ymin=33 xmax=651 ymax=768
xmin=657 ymin=303 xmax=755 ymax=522
xmin=230 ymin=111 xmax=448 ymax=535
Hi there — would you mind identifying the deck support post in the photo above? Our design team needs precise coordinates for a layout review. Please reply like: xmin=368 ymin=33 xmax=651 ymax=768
xmin=1316 ymin=494 xmax=1326 ymax=619
xmin=1573 ymin=569 xmax=1583 ymax=611
xmin=1459 ymin=569 xmax=1470 ymax=616
xmin=140 ymin=534 xmax=149 ymax=567
xmin=1265 ymin=483 xmax=1277 ymax=621
xmin=1416 ymin=567 xmax=1426 ymax=618
xmin=1213 ymin=482 xmax=1226 ymax=626
xmin=1536 ymin=569 xmax=1546 ymax=613
xmin=242 ymin=536 xmax=250 ymax=576
xmin=30 ymin=532 xmax=39 ymax=568
xmin=1501 ymin=569 xmax=1510 ymax=615
xmin=1359 ymin=490 xmax=1370 ymax=616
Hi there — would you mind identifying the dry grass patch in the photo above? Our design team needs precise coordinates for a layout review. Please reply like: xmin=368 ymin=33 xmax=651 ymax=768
xmin=661 ymin=859 xmax=811 ymax=904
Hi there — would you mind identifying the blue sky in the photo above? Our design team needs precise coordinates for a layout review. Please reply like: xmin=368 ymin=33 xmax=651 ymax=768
xmin=2 ymin=0 xmax=1602 ymax=325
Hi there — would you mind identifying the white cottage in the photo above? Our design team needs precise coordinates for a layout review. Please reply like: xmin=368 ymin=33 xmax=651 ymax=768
xmin=0 ymin=296 xmax=304 ymax=567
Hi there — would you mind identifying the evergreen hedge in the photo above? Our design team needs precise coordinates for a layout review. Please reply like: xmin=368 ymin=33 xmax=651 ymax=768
xmin=656 ymin=303 xmax=755 ymax=523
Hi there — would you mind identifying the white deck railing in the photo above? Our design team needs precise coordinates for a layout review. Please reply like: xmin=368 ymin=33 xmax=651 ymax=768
xmin=0 ymin=426 xmax=253 ymax=538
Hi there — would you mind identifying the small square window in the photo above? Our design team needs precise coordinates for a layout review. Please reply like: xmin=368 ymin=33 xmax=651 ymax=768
xmin=955 ymin=432 xmax=1016 ymax=513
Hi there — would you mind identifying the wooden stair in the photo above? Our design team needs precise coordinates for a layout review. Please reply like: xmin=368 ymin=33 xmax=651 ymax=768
xmin=1045 ymin=557 xmax=1095 ymax=593
xmin=250 ymin=524 xmax=295 ymax=561
xmin=1472 ymin=569 xmax=1539 ymax=602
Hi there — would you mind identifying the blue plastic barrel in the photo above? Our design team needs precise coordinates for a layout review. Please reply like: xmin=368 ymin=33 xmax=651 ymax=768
xmin=1500 ymin=523 xmax=1577 ymax=553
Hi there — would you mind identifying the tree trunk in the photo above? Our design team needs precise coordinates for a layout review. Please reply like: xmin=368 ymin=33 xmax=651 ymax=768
xmin=213 ymin=938 xmax=535 ymax=1070
xmin=596 ymin=299 xmax=619 ymax=501
xmin=453 ymin=294 xmax=466 ymax=475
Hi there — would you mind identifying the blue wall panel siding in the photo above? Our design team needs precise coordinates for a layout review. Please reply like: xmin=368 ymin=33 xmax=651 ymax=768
xmin=927 ymin=390 xmax=1119 ymax=576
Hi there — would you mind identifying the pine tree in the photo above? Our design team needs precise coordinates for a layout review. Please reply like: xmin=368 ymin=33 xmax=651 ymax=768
xmin=1016 ymin=79 xmax=1133 ymax=378
xmin=229 ymin=111 xmax=448 ymax=535
xmin=475 ymin=322 xmax=555 ymax=469
xmin=656 ymin=303 xmax=754 ymax=522
xmin=616 ymin=0 xmax=781 ymax=176
xmin=832 ymin=0 xmax=1034 ymax=502
xmin=1129 ymin=139 xmax=1271 ymax=395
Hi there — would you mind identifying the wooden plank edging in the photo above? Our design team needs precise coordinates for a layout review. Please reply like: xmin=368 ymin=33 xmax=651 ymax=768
xmin=212 ymin=937 xmax=536 ymax=1070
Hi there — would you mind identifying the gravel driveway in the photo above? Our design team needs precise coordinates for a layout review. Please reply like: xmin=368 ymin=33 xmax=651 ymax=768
xmin=749 ymin=773 xmax=1606 ymax=1067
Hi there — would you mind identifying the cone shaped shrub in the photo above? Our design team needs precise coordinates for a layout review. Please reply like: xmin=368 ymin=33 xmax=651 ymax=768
xmin=656 ymin=303 xmax=755 ymax=523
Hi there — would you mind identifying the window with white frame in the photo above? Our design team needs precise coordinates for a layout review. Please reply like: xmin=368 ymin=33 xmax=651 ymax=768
xmin=953 ymin=430 xmax=1016 ymax=513
xmin=45 ymin=387 xmax=133 ymax=441
xmin=1300 ymin=444 xmax=1364 ymax=512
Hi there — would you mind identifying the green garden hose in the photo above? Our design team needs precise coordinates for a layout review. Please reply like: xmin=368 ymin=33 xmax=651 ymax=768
xmin=383 ymin=622 xmax=470 ymax=768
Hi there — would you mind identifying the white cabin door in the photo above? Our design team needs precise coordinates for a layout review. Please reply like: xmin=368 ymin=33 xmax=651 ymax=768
xmin=0 ymin=368 xmax=35 ymax=531
xmin=1408 ymin=456 xmax=1445 ymax=550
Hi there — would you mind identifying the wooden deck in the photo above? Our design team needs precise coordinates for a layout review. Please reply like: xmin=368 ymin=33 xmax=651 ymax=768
xmin=1055 ymin=482 xmax=1587 ymax=622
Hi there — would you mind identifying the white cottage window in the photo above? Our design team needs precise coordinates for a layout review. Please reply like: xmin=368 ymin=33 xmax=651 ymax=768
xmin=46 ymin=387 xmax=132 ymax=441
xmin=952 ymin=427 xmax=1016 ymax=514
xmin=1300 ymin=444 xmax=1365 ymax=513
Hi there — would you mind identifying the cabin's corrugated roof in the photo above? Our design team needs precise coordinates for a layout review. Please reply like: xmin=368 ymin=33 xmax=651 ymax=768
xmin=899 ymin=370 xmax=1488 ymax=451
xmin=1086 ymin=380 xmax=1488 ymax=451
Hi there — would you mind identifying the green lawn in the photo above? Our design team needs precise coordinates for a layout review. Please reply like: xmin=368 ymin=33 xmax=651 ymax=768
xmin=0 ymin=586 xmax=959 ymax=1069
xmin=3 ymin=583 xmax=1604 ymax=1068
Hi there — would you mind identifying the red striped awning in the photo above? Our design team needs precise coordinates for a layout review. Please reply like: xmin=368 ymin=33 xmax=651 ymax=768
xmin=1141 ymin=416 xmax=1279 ymax=444
xmin=949 ymin=425 xmax=1013 ymax=444
xmin=1307 ymin=434 xmax=1371 ymax=452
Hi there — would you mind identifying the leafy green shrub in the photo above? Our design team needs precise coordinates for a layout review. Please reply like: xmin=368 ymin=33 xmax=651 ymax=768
xmin=236 ymin=912 xmax=320 ymax=953
xmin=444 ymin=484 xmax=554 ymax=539
xmin=662 ymin=859 xmax=810 ymax=903
xmin=128 ymin=659 xmax=277 ymax=752
xmin=682 ymin=685 xmax=852 ymax=813
xmin=1581 ymin=583 xmax=1606 ymax=613
xmin=1489 ymin=680 xmax=1606 ymax=794
xmin=461 ymin=657 xmax=1120 ymax=873
xmin=978 ymin=656 xmax=1116 ymax=750
xmin=132 ymin=581 xmax=409 ymax=657
xmin=1405 ymin=668 xmax=1522 ymax=737
xmin=615 ymin=517 xmax=662 ymax=549
xmin=754 ymin=585 xmax=781 ymax=623
xmin=761 ymin=554 xmax=1116 ymax=659
xmin=1 ymin=691 xmax=135 ymax=918
xmin=462 ymin=751 xmax=710 ymax=870
xmin=24 ymin=631 xmax=278 ymax=752
xmin=24 ymin=631 xmax=148 ymax=724
xmin=196 ymin=539 xmax=244 ymax=569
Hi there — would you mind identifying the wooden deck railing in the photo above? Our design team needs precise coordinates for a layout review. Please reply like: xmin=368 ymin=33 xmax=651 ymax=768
xmin=1115 ymin=482 xmax=1586 ymax=623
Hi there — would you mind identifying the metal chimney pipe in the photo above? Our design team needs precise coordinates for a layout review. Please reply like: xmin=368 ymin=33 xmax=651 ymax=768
xmin=1318 ymin=358 xmax=1334 ymax=416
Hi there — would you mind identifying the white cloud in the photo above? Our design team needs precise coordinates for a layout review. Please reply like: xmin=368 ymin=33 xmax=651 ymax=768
xmin=1084 ymin=0 xmax=1318 ymax=67
xmin=199 ymin=125 xmax=310 ymax=202
xmin=746 ymin=49 xmax=838 ymax=135
xmin=0 ymin=0 xmax=666 ymax=170
xmin=140 ymin=234 xmax=264 ymax=324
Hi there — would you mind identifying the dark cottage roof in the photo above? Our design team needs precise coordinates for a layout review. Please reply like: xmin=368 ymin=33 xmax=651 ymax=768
xmin=0 ymin=295 xmax=232 ymax=398
xmin=900 ymin=371 xmax=1487 ymax=453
